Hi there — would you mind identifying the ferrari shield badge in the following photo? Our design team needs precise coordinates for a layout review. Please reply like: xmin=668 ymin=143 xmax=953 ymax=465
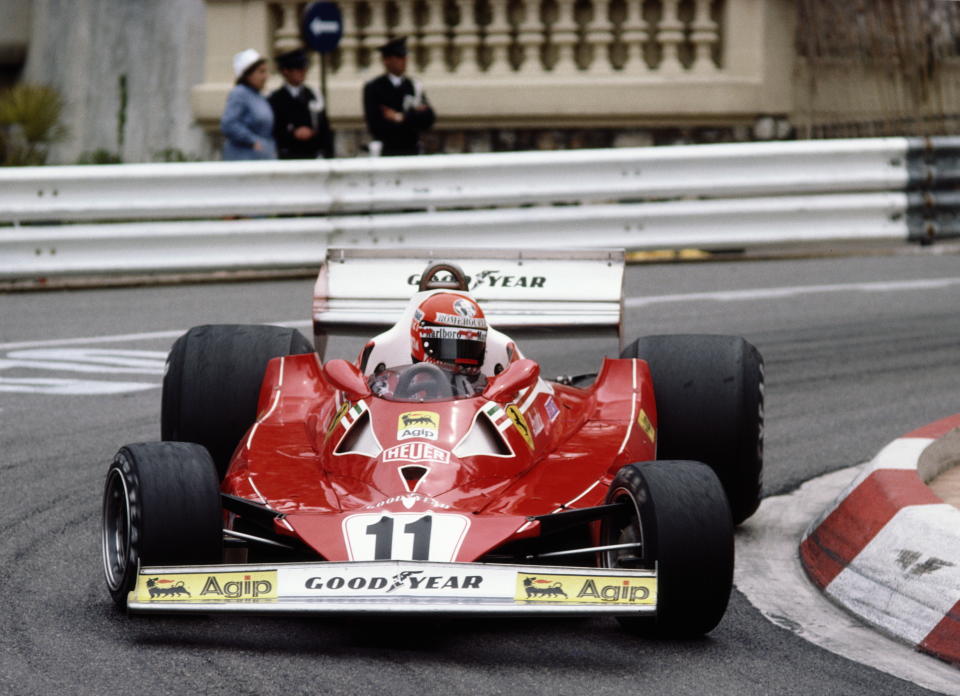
xmin=505 ymin=405 xmax=535 ymax=449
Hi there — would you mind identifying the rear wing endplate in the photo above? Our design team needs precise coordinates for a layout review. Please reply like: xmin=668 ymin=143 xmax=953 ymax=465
xmin=312 ymin=248 xmax=625 ymax=358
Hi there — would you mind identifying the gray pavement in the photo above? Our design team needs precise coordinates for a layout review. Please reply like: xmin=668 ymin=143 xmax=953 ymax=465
xmin=3 ymin=252 xmax=960 ymax=694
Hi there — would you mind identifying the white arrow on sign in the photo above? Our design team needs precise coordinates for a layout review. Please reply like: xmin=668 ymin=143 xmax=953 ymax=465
xmin=310 ymin=18 xmax=340 ymax=35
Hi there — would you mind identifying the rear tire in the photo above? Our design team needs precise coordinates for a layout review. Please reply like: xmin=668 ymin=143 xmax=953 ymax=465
xmin=601 ymin=460 xmax=734 ymax=637
xmin=101 ymin=442 xmax=223 ymax=608
xmin=622 ymin=334 xmax=764 ymax=524
xmin=161 ymin=324 xmax=313 ymax=477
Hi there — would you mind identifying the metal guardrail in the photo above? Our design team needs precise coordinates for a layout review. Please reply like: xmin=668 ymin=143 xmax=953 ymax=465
xmin=1 ymin=137 xmax=958 ymax=280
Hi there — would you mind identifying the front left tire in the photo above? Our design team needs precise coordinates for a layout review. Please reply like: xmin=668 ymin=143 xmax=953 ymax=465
xmin=101 ymin=441 xmax=223 ymax=607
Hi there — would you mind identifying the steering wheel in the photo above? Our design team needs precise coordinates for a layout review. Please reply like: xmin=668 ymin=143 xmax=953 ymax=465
xmin=418 ymin=262 xmax=470 ymax=291
xmin=394 ymin=363 xmax=454 ymax=400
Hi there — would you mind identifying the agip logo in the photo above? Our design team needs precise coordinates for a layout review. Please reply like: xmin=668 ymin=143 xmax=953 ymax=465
xmin=134 ymin=571 xmax=277 ymax=602
xmin=515 ymin=573 xmax=656 ymax=605
xmin=398 ymin=411 xmax=440 ymax=441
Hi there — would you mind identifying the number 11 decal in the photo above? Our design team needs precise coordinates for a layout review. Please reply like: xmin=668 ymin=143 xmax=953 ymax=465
xmin=365 ymin=515 xmax=433 ymax=560
xmin=344 ymin=512 xmax=470 ymax=562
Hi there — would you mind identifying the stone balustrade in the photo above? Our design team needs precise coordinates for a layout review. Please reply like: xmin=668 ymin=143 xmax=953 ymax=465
xmin=193 ymin=0 xmax=795 ymax=147
xmin=268 ymin=0 xmax=722 ymax=75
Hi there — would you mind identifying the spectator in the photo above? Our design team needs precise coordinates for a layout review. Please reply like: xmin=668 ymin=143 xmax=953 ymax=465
xmin=362 ymin=37 xmax=436 ymax=156
xmin=269 ymin=49 xmax=333 ymax=159
xmin=221 ymin=48 xmax=277 ymax=160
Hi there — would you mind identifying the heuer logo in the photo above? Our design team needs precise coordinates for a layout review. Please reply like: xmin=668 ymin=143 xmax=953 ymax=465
xmin=398 ymin=411 xmax=439 ymax=441
xmin=383 ymin=442 xmax=450 ymax=464
xmin=406 ymin=270 xmax=547 ymax=290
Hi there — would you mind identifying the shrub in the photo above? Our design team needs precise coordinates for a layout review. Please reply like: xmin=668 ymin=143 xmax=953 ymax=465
xmin=76 ymin=149 xmax=123 ymax=165
xmin=0 ymin=84 xmax=68 ymax=166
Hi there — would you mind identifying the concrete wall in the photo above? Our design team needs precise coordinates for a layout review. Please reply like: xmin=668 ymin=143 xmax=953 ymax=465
xmin=21 ymin=0 xmax=210 ymax=163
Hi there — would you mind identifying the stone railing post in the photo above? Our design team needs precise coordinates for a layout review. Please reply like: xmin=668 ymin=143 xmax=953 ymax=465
xmin=620 ymin=0 xmax=648 ymax=71
xmin=453 ymin=0 xmax=481 ymax=74
xmin=552 ymin=0 xmax=580 ymax=73
xmin=657 ymin=0 xmax=685 ymax=72
xmin=586 ymin=0 xmax=615 ymax=73
xmin=690 ymin=0 xmax=720 ymax=72
xmin=365 ymin=0 xmax=391 ymax=58
xmin=516 ymin=0 xmax=544 ymax=73
xmin=273 ymin=0 xmax=302 ymax=54
xmin=419 ymin=0 xmax=449 ymax=75
xmin=335 ymin=1 xmax=362 ymax=75
xmin=486 ymin=0 xmax=514 ymax=73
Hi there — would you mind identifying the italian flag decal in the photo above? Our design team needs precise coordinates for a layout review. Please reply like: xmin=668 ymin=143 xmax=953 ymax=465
xmin=340 ymin=401 xmax=368 ymax=430
xmin=483 ymin=402 xmax=512 ymax=432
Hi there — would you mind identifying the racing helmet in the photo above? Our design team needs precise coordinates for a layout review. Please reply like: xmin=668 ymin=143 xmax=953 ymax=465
xmin=410 ymin=293 xmax=487 ymax=374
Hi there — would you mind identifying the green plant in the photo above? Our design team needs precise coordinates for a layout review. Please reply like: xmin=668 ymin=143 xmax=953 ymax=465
xmin=76 ymin=148 xmax=123 ymax=165
xmin=152 ymin=147 xmax=201 ymax=163
xmin=0 ymin=83 xmax=68 ymax=166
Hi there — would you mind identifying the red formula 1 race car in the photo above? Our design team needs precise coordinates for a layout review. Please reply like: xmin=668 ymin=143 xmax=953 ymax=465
xmin=101 ymin=249 xmax=763 ymax=637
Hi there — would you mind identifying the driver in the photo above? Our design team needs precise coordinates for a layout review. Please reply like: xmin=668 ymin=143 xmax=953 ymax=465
xmin=366 ymin=291 xmax=492 ymax=400
xmin=410 ymin=292 xmax=487 ymax=376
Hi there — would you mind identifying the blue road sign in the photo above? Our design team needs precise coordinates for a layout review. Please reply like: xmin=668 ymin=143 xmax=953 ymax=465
xmin=302 ymin=2 xmax=343 ymax=54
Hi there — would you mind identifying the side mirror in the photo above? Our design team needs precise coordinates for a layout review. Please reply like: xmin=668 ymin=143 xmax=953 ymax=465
xmin=483 ymin=358 xmax=540 ymax=403
xmin=322 ymin=359 xmax=371 ymax=401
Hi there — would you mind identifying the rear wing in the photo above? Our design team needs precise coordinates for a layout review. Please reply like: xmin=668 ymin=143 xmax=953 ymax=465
xmin=312 ymin=248 xmax=625 ymax=359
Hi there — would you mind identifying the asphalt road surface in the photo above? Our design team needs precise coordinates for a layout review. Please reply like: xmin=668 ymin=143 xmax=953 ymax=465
xmin=1 ymin=250 xmax=958 ymax=695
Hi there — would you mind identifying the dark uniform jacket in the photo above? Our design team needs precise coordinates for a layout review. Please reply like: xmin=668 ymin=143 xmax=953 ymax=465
xmin=268 ymin=84 xmax=333 ymax=159
xmin=362 ymin=74 xmax=436 ymax=156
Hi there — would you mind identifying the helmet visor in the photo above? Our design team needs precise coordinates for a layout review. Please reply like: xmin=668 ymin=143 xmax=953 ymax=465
xmin=419 ymin=325 xmax=486 ymax=367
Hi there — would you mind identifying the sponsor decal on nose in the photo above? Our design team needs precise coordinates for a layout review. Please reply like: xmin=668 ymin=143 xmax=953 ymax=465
xmin=398 ymin=411 xmax=440 ymax=441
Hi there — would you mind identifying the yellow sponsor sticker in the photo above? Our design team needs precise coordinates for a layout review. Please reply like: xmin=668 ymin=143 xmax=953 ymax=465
xmin=637 ymin=408 xmax=656 ymax=443
xmin=134 ymin=570 xmax=278 ymax=602
xmin=505 ymin=404 xmax=534 ymax=450
xmin=515 ymin=572 xmax=656 ymax=605
xmin=398 ymin=411 xmax=440 ymax=441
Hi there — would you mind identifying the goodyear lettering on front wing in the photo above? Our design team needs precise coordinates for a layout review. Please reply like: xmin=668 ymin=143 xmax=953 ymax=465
xmin=133 ymin=571 xmax=278 ymax=602
xmin=515 ymin=573 xmax=657 ymax=605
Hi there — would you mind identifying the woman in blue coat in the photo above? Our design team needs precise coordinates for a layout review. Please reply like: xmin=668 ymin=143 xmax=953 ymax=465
xmin=221 ymin=49 xmax=277 ymax=160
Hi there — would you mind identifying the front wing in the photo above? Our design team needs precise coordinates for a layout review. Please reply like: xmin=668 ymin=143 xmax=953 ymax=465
xmin=128 ymin=560 xmax=657 ymax=616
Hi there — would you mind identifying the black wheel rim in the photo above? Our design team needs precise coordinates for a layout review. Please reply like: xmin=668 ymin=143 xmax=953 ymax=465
xmin=102 ymin=467 xmax=131 ymax=591
xmin=602 ymin=487 xmax=647 ymax=569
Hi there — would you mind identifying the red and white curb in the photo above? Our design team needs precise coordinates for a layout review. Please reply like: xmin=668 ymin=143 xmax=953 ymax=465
xmin=800 ymin=414 xmax=960 ymax=666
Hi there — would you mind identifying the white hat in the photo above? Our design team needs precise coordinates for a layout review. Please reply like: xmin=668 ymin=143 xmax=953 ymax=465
xmin=233 ymin=48 xmax=264 ymax=79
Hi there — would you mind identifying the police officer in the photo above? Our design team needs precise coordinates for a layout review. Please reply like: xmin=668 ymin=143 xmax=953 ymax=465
xmin=362 ymin=37 xmax=436 ymax=156
xmin=268 ymin=49 xmax=333 ymax=159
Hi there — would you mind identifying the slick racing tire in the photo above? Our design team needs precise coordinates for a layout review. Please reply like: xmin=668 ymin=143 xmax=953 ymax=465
xmin=161 ymin=324 xmax=314 ymax=478
xmin=601 ymin=460 xmax=734 ymax=638
xmin=622 ymin=334 xmax=764 ymax=524
xmin=101 ymin=442 xmax=223 ymax=608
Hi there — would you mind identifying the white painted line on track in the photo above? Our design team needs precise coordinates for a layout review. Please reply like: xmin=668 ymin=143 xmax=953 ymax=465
xmin=4 ymin=276 xmax=960 ymax=351
xmin=0 ymin=321 xmax=312 ymax=351
xmin=626 ymin=277 xmax=960 ymax=307
xmin=735 ymin=466 xmax=960 ymax=695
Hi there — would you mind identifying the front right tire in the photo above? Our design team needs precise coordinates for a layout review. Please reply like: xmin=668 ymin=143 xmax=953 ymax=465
xmin=602 ymin=460 xmax=734 ymax=637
